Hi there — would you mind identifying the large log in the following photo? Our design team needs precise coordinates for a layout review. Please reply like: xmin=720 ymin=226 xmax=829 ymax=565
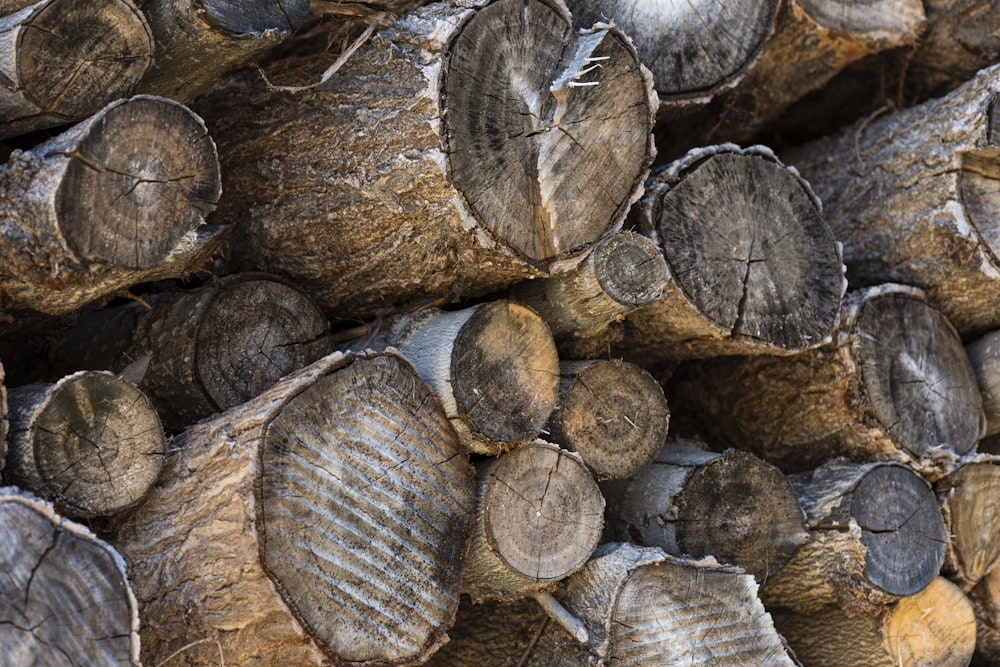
xmin=110 ymin=350 xmax=475 ymax=666
xmin=938 ymin=462 xmax=1000 ymax=592
xmin=194 ymin=0 xmax=657 ymax=319
xmin=971 ymin=565 xmax=1000 ymax=665
xmin=909 ymin=0 xmax=1000 ymax=99
xmin=967 ymin=329 xmax=1000 ymax=443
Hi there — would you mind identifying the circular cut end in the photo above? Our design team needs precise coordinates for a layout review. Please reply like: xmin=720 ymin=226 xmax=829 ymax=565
xmin=259 ymin=354 xmax=475 ymax=665
xmin=943 ymin=463 xmax=1000 ymax=586
xmin=885 ymin=578 xmax=976 ymax=666
xmin=33 ymin=372 xmax=165 ymax=518
xmin=855 ymin=290 xmax=983 ymax=458
xmin=655 ymin=152 xmax=843 ymax=350
xmin=196 ymin=278 xmax=330 ymax=410
xmin=444 ymin=0 xmax=653 ymax=263
xmin=200 ymin=0 xmax=310 ymax=34
xmin=593 ymin=231 xmax=668 ymax=307
xmin=558 ymin=360 xmax=669 ymax=479
xmin=451 ymin=301 xmax=560 ymax=445
xmin=852 ymin=464 xmax=947 ymax=597
xmin=484 ymin=444 xmax=604 ymax=582
xmin=17 ymin=0 xmax=152 ymax=118
xmin=56 ymin=96 xmax=221 ymax=269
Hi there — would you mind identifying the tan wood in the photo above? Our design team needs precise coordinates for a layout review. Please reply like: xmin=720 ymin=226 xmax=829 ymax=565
xmin=939 ymin=462 xmax=1000 ymax=591
xmin=970 ymin=564 xmax=1000 ymax=664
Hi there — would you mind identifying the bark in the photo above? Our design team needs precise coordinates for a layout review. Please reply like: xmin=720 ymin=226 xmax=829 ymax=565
xmin=4 ymin=370 xmax=165 ymax=518
xmin=784 ymin=63 xmax=1000 ymax=340
xmin=0 ymin=0 xmax=153 ymax=139
xmin=0 ymin=95 xmax=224 ymax=316
xmin=110 ymin=350 xmax=476 ymax=666
xmin=194 ymin=0 xmax=657 ymax=320
xmin=619 ymin=144 xmax=845 ymax=362
xmin=760 ymin=459 xmax=947 ymax=616
xmin=968 ymin=330 xmax=1000 ymax=438
xmin=667 ymin=284 xmax=985 ymax=474
xmin=423 ymin=595 xmax=550 ymax=667
xmin=601 ymin=439 xmax=809 ymax=583
xmin=972 ymin=565 xmax=1000 ymax=665
xmin=546 ymin=359 xmax=668 ymax=479
xmin=939 ymin=462 xmax=1000 ymax=591
xmin=0 ymin=487 xmax=141 ymax=666
xmin=909 ymin=0 xmax=1000 ymax=100
xmin=773 ymin=577 xmax=976 ymax=667
xmin=344 ymin=300 xmax=559 ymax=455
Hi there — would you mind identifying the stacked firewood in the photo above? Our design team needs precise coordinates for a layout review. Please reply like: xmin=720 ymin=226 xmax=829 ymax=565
xmin=0 ymin=0 xmax=999 ymax=665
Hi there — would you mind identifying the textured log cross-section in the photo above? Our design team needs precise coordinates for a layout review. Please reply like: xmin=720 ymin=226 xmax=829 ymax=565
xmin=965 ymin=329 xmax=1000 ymax=442
xmin=971 ymin=564 xmax=1000 ymax=664
xmin=938 ymin=462 xmax=1000 ymax=591
xmin=111 ymin=351 xmax=475 ymax=666
xmin=0 ymin=0 xmax=153 ymax=139
xmin=0 ymin=488 xmax=141 ymax=666
xmin=195 ymin=0 xmax=657 ymax=319
xmin=0 ymin=95 xmax=223 ymax=316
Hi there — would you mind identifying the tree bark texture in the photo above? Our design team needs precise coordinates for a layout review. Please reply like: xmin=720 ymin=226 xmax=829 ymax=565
xmin=601 ymin=439 xmax=809 ymax=583
xmin=760 ymin=459 xmax=947 ymax=616
xmin=423 ymin=595 xmax=550 ymax=667
xmin=620 ymin=144 xmax=845 ymax=363
xmin=939 ymin=462 xmax=1000 ymax=592
xmin=667 ymin=284 xmax=985 ymax=475
xmin=0 ymin=95 xmax=223 ymax=316
xmin=0 ymin=487 xmax=141 ymax=666
xmin=110 ymin=350 xmax=476 ymax=666
xmin=0 ymin=0 xmax=153 ymax=140
xmin=908 ymin=0 xmax=1000 ymax=100
xmin=194 ymin=0 xmax=657 ymax=320
xmin=784 ymin=63 xmax=1000 ymax=340
xmin=971 ymin=564 xmax=1000 ymax=665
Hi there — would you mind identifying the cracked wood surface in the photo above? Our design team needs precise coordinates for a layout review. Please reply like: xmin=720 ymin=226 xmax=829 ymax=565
xmin=938 ymin=462 xmax=1000 ymax=592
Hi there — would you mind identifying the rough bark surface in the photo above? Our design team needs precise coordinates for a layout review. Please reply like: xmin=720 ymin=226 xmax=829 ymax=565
xmin=939 ymin=462 xmax=1000 ymax=591
xmin=909 ymin=0 xmax=1000 ymax=99
xmin=971 ymin=564 xmax=1000 ymax=665
xmin=423 ymin=595 xmax=549 ymax=667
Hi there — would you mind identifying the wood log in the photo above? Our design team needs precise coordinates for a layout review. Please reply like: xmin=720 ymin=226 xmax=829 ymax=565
xmin=971 ymin=565 xmax=1000 ymax=665
xmin=0 ymin=95 xmax=223 ymax=316
xmin=760 ymin=459 xmax=947 ymax=615
xmin=909 ymin=0 xmax=1000 ymax=100
xmin=0 ymin=487 xmax=140 ymax=666
xmin=772 ymin=577 xmax=976 ymax=667
xmin=0 ymin=0 xmax=153 ymax=139
xmin=0 ymin=358 xmax=6 ymax=473
xmin=783 ymin=63 xmax=1000 ymax=339
xmin=423 ymin=595 xmax=549 ymax=667
xmin=110 ymin=350 xmax=476 ymax=666
xmin=193 ymin=0 xmax=657 ymax=319
xmin=344 ymin=300 xmax=559 ymax=455
xmin=667 ymin=284 xmax=985 ymax=474
xmin=938 ymin=462 xmax=1000 ymax=592
xmin=601 ymin=439 xmax=809 ymax=583
xmin=546 ymin=359 xmax=668 ymax=479
xmin=967 ymin=330 xmax=1000 ymax=440
xmin=618 ymin=144 xmax=845 ymax=363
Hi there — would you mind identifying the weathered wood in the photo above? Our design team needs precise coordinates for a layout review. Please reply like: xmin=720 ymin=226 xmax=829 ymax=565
xmin=968 ymin=330 xmax=1000 ymax=439
xmin=0 ymin=358 xmax=6 ymax=473
xmin=760 ymin=459 xmax=947 ymax=615
xmin=345 ymin=300 xmax=559 ymax=455
xmin=4 ymin=370 xmax=165 ymax=518
xmin=668 ymin=284 xmax=984 ymax=474
xmin=971 ymin=565 xmax=1000 ymax=665
xmin=785 ymin=63 xmax=1000 ymax=339
xmin=423 ymin=595 xmax=549 ymax=667
xmin=602 ymin=439 xmax=808 ymax=583
xmin=938 ymin=462 xmax=1000 ymax=592
xmin=546 ymin=359 xmax=668 ymax=479
xmin=0 ymin=0 xmax=153 ymax=139
xmin=909 ymin=0 xmax=1000 ymax=99
xmin=0 ymin=487 xmax=141 ymax=666
xmin=0 ymin=95 xmax=223 ymax=316
xmin=619 ymin=144 xmax=845 ymax=362
xmin=194 ymin=0 xmax=657 ymax=319
xmin=110 ymin=350 xmax=475 ymax=666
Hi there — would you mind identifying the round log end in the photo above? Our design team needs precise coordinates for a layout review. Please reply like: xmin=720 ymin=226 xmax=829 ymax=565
xmin=939 ymin=462 xmax=1000 ymax=588
xmin=592 ymin=230 xmax=668 ymax=307
xmin=885 ymin=577 xmax=976 ymax=667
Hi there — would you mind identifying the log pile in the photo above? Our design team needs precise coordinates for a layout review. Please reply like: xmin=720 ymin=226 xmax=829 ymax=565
xmin=0 ymin=0 xmax=997 ymax=666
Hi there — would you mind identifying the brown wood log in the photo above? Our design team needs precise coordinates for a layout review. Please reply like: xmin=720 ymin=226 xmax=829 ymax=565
xmin=194 ymin=0 xmax=657 ymax=320
xmin=908 ymin=0 xmax=1000 ymax=100
xmin=772 ymin=576 xmax=976 ymax=667
xmin=971 ymin=565 xmax=1000 ymax=665
xmin=938 ymin=462 xmax=1000 ymax=592
xmin=601 ymin=439 xmax=809 ymax=583
xmin=760 ymin=459 xmax=948 ymax=616
xmin=110 ymin=350 xmax=476 ymax=666
xmin=783 ymin=63 xmax=1000 ymax=340
xmin=4 ymin=370 xmax=165 ymax=518
xmin=0 ymin=95 xmax=223 ymax=317
xmin=0 ymin=487 xmax=141 ymax=666
xmin=667 ymin=284 xmax=985 ymax=474
xmin=0 ymin=0 xmax=153 ymax=139
xmin=618 ymin=144 xmax=845 ymax=363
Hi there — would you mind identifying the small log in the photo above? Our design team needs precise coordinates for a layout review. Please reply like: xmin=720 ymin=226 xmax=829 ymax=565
xmin=772 ymin=577 xmax=976 ymax=667
xmin=601 ymin=439 xmax=809 ymax=583
xmin=909 ymin=0 xmax=1000 ymax=99
xmin=345 ymin=300 xmax=559 ymax=455
xmin=0 ymin=487 xmax=140 ymax=666
xmin=938 ymin=462 xmax=1000 ymax=591
xmin=194 ymin=0 xmax=657 ymax=319
xmin=0 ymin=95 xmax=223 ymax=316
xmin=760 ymin=459 xmax=947 ymax=615
xmin=668 ymin=284 xmax=984 ymax=474
xmin=784 ymin=63 xmax=1000 ymax=339
xmin=971 ymin=565 xmax=1000 ymax=665
xmin=0 ymin=0 xmax=153 ymax=139
xmin=967 ymin=329 xmax=1000 ymax=440
xmin=110 ymin=350 xmax=475 ymax=666
xmin=619 ymin=144 xmax=845 ymax=362
xmin=546 ymin=359 xmax=668 ymax=479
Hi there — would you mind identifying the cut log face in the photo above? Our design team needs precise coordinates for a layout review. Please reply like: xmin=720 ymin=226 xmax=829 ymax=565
xmin=965 ymin=329 xmax=1000 ymax=437
xmin=971 ymin=564 xmax=1000 ymax=664
xmin=939 ymin=462 xmax=1000 ymax=591
xmin=0 ymin=488 xmax=140 ymax=666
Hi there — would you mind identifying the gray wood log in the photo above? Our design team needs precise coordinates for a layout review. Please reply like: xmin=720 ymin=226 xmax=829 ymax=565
xmin=967 ymin=330 xmax=1000 ymax=439
xmin=193 ymin=0 xmax=657 ymax=320
xmin=0 ymin=487 xmax=141 ymax=666
xmin=938 ymin=462 xmax=1000 ymax=592
xmin=110 ymin=350 xmax=475 ymax=666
